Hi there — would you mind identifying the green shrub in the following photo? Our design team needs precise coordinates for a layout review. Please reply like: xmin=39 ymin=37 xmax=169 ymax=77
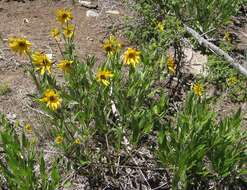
xmin=0 ymin=114 xmax=61 ymax=190
xmin=158 ymin=93 xmax=247 ymax=189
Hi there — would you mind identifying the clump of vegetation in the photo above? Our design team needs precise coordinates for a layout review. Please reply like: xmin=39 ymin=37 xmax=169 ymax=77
xmin=0 ymin=83 xmax=11 ymax=96
xmin=2 ymin=1 xmax=247 ymax=189
xmin=0 ymin=114 xmax=61 ymax=190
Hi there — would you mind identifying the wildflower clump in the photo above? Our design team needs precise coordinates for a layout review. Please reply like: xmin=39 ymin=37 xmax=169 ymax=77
xmin=122 ymin=47 xmax=141 ymax=67
xmin=51 ymin=28 xmax=60 ymax=40
xmin=63 ymin=24 xmax=75 ymax=38
xmin=193 ymin=82 xmax=203 ymax=97
xmin=166 ymin=55 xmax=176 ymax=74
xmin=103 ymin=35 xmax=121 ymax=56
xmin=227 ymin=76 xmax=238 ymax=86
xmin=40 ymin=89 xmax=62 ymax=111
xmin=32 ymin=52 xmax=53 ymax=75
xmin=8 ymin=37 xmax=31 ymax=55
xmin=56 ymin=8 xmax=73 ymax=24
xmin=96 ymin=69 xmax=114 ymax=86
xmin=24 ymin=124 xmax=32 ymax=134
xmin=55 ymin=135 xmax=63 ymax=144
xmin=58 ymin=59 xmax=73 ymax=73
xmin=74 ymin=138 xmax=81 ymax=145
xmin=156 ymin=21 xmax=164 ymax=32
xmin=224 ymin=32 xmax=232 ymax=43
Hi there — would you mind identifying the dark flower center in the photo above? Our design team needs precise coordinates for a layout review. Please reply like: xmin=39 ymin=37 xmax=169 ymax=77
xmin=18 ymin=42 xmax=26 ymax=48
xmin=100 ymin=74 xmax=106 ymax=80
xmin=49 ymin=96 xmax=56 ymax=102
xmin=128 ymin=53 xmax=135 ymax=59
xmin=62 ymin=13 xmax=68 ymax=19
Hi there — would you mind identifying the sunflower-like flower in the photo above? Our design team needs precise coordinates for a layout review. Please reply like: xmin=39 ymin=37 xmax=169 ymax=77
xmin=167 ymin=55 xmax=176 ymax=74
xmin=51 ymin=28 xmax=60 ymax=40
xmin=8 ymin=37 xmax=32 ymax=55
xmin=63 ymin=24 xmax=75 ymax=38
xmin=156 ymin=21 xmax=164 ymax=32
xmin=40 ymin=89 xmax=62 ymax=111
xmin=122 ymin=48 xmax=141 ymax=68
xmin=56 ymin=8 xmax=73 ymax=24
xmin=31 ymin=52 xmax=52 ymax=75
xmin=227 ymin=76 xmax=238 ymax=86
xmin=224 ymin=32 xmax=232 ymax=43
xmin=24 ymin=124 xmax=32 ymax=134
xmin=193 ymin=82 xmax=203 ymax=97
xmin=74 ymin=138 xmax=81 ymax=144
xmin=55 ymin=135 xmax=63 ymax=144
xmin=96 ymin=69 xmax=114 ymax=86
xmin=103 ymin=35 xmax=121 ymax=56
xmin=58 ymin=59 xmax=73 ymax=73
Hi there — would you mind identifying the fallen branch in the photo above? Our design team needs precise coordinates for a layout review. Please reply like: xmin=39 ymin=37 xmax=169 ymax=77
xmin=184 ymin=24 xmax=247 ymax=77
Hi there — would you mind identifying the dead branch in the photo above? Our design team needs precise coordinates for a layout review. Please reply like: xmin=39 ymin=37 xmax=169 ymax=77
xmin=184 ymin=24 xmax=247 ymax=77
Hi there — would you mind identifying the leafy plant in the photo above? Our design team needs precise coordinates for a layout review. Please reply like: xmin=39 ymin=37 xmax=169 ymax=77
xmin=0 ymin=114 xmax=61 ymax=190
xmin=158 ymin=93 xmax=247 ymax=189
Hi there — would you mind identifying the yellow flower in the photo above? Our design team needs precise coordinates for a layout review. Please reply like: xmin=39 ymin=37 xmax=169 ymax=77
xmin=58 ymin=59 xmax=73 ymax=72
xmin=63 ymin=24 xmax=75 ymax=38
xmin=8 ymin=37 xmax=31 ymax=55
xmin=24 ymin=124 xmax=32 ymax=134
xmin=74 ymin=138 xmax=81 ymax=144
xmin=51 ymin=28 xmax=60 ymax=40
xmin=31 ymin=52 xmax=52 ymax=75
xmin=224 ymin=32 xmax=232 ymax=43
xmin=103 ymin=35 xmax=121 ymax=56
xmin=55 ymin=135 xmax=63 ymax=144
xmin=227 ymin=76 xmax=238 ymax=86
xmin=156 ymin=21 xmax=164 ymax=32
xmin=96 ymin=69 xmax=114 ymax=86
xmin=56 ymin=8 xmax=73 ymax=24
xmin=41 ymin=89 xmax=62 ymax=111
xmin=167 ymin=55 xmax=176 ymax=74
xmin=122 ymin=48 xmax=141 ymax=67
xmin=193 ymin=83 xmax=203 ymax=97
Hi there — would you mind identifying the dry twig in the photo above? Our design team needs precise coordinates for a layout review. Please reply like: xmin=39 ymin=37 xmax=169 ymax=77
xmin=184 ymin=24 xmax=247 ymax=77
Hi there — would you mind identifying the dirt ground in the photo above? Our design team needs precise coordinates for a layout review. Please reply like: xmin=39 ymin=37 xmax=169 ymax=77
xmin=0 ymin=0 xmax=123 ymax=131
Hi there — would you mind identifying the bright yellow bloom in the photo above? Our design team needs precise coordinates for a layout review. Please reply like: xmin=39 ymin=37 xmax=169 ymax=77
xmin=41 ymin=89 xmax=62 ymax=111
xmin=55 ymin=135 xmax=63 ymax=144
xmin=63 ymin=24 xmax=75 ymax=38
xmin=122 ymin=48 xmax=141 ymax=67
xmin=32 ymin=52 xmax=52 ymax=75
xmin=51 ymin=28 xmax=60 ymax=40
xmin=167 ymin=55 xmax=176 ymax=74
xmin=58 ymin=59 xmax=73 ymax=72
xmin=156 ymin=21 xmax=164 ymax=32
xmin=103 ymin=35 xmax=121 ymax=56
xmin=227 ymin=76 xmax=238 ymax=86
xmin=8 ymin=37 xmax=31 ymax=55
xmin=96 ymin=69 xmax=114 ymax=86
xmin=56 ymin=8 xmax=73 ymax=24
xmin=74 ymin=138 xmax=81 ymax=144
xmin=24 ymin=124 xmax=32 ymax=134
xmin=193 ymin=83 xmax=203 ymax=97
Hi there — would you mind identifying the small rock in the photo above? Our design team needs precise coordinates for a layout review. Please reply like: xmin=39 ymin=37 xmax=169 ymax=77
xmin=86 ymin=36 xmax=93 ymax=41
xmin=86 ymin=10 xmax=99 ymax=17
xmin=23 ymin=18 xmax=29 ymax=24
xmin=78 ymin=0 xmax=91 ymax=6
xmin=105 ymin=10 xmax=120 ymax=15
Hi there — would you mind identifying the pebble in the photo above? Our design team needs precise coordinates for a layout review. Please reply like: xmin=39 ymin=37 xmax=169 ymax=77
xmin=86 ymin=10 xmax=99 ymax=17
xmin=105 ymin=10 xmax=120 ymax=15
xmin=78 ymin=0 xmax=91 ymax=6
